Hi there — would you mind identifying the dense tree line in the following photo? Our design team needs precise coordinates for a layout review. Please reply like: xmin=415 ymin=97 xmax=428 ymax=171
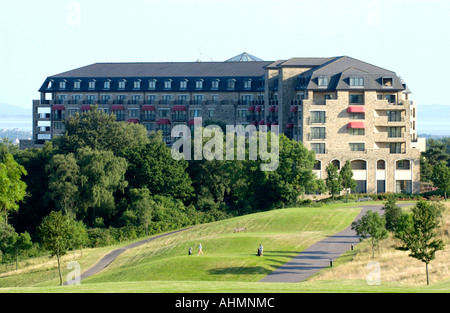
xmin=1 ymin=108 xmax=326 ymax=267
xmin=420 ymin=138 xmax=450 ymax=199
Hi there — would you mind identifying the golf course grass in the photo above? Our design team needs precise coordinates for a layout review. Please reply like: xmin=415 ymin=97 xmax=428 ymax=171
xmin=1 ymin=201 xmax=449 ymax=293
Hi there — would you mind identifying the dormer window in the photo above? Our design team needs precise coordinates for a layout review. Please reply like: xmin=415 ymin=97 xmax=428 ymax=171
xmin=134 ymin=80 xmax=141 ymax=89
xmin=227 ymin=79 xmax=236 ymax=90
xmin=349 ymin=77 xmax=364 ymax=87
xmin=104 ymin=80 xmax=111 ymax=89
xmin=180 ymin=79 xmax=188 ymax=90
xmin=382 ymin=77 xmax=393 ymax=88
xmin=211 ymin=79 xmax=219 ymax=90
xmin=164 ymin=79 xmax=172 ymax=89
xmin=148 ymin=79 xmax=156 ymax=90
xmin=47 ymin=80 xmax=54 ymax=89
xmin=195 ymin=79 xmax=203 ymax=89
xmin=88 ymin=80 xmax=96 ymax=89
xmin=74 ymin=80 xmax=81 ymax=89
xmin=118 ymin=80 xmax=126 ymax=89
xmin=59 ymin=80 xmax=66 ymax=89
xmin=244 ymin=79 xmax=252 ymax=90
xmin=318 ymin=76 xmax=329 ymax=87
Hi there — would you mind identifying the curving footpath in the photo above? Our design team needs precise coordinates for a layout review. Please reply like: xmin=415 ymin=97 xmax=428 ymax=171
xmin=260 ymin=203 xmax=413 ymax=283
xmin=65 ymin=227 xmax=192 ymax=285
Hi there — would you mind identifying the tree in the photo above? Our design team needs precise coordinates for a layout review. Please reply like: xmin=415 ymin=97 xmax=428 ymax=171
xmin=68 ymin=219 xmax=88 ymax=259
xmin=382 ymin=195 xmax=402 ymax=232
xmin=340 ymin=160 xmax=356 ymax=202
xmin=127 ymin=188 xmax=154 ymax=239
xmin=38 ymin=211 xmax=73 ymax=285
xmin=4 ymin=232 xmax=33 ymax=270
xmin=351 ymin=210 xmax=389 ymax=259
xmin=0 ymin=151 xmax=27 ymax=224
xmin=395 ymin=201 xmax=445 ymax=285
xmin=431 ymin=161 xmax=450 ymax=200
xmin=45 ymin=153 xmax=80 ymax=218
xmin=53 ymin=106 xmax=149 ymax=155
xmin=75 ymin=147 xmax=128 ymax=225
xmin=123 ymin=134 xmax=193 ymax=202
xmin=325 ymin=163 xmax=342 ymax=200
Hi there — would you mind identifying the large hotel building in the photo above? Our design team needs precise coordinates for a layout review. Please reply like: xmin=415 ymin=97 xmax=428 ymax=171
xmin=22 ymin=53 xmax=425 ymax=194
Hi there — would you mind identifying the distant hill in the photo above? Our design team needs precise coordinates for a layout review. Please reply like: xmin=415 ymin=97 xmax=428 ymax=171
xmin=0 ymin=103 xmax=31 ymax=118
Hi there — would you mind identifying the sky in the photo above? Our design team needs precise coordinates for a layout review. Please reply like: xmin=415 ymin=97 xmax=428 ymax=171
xmin=0 ymin=0 xmax=449 ymax=133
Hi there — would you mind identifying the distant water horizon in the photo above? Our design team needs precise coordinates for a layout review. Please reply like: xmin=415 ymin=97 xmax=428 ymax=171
xmin=0 ymin=117 xmax=449 ymax=137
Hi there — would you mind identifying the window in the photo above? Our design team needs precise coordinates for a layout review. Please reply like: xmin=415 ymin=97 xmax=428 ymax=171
xmin=178 ymin=95 xmax=188 ymax=104
xmin=128 ymin=108 xmax=139 ymax=117
xmin=208 ymin=109 xmax=214 ymax=118
xmin=349 ymin=94 xmax=364 ymax=104
xmin=88 ymin=81 xmax=96 ymax=89
xmin=142 ymin=110 xmax=155 ymax=121
xmin=180 ymin=80 xmax=187 ymax=89
xmin=227 ymin=79 xmax=235 ymax=90
xmin=349 ymin=128 xmax=365 ymax=135
xmin=350 ymin=112 xmax=365 ymax=120
xmin=146 ymin=95 xmax=157 ymax=104
xmin=59 ymin=81 xmax=66 ymax=89
xmin=118 ymin=80 xmax=126 ymax=89
xmin=142 ymin=122 xmax=154 ymax=132
xmin=389 ymin=142 xmax=404 ymax=154
xmin=86 ymin=95 xmax=96 ymax=104
xmin=162 ymin=95 xmax=173 ymax=104
xmin=117 ymin=95 xmax=126 ymax=104
xmin=68 ymin=109 xmax=80 ymax=117
xmin=310 ymin=111 xmax=326 ymax=123
xmin=382 ymin=77 xmax=393 ymax=87
xmin=164 ymin=80 xmax=172 ymax=89
xmin=54 ymin=122 xmax=64 ymax=130
xmin=159 ymin=109 xmax=169 ymax=118
xmin=387 ymin=111 xmax=402 ymax=122
xmin=349 ymin=143 xmax=365 ymax=152
xmin=310 ymin=127 xmax=326 ymax=140
xmin=193 ymin=95 xmax=204 ymax=104
xmin=72 ymin=95 xmax=81 ymax=104
xmin=388 ymin=127 xmax=402 ymax=138
xmin=212 ymin=95 xmax=218 ymax=104
xmin=212 ymin=80 xmax=219 ymax=90
xmin=104 ymin=81 xmax=111 ymax=89
xmin=132 ymin=95 xmax=141 ymax=104
xmin=349 ymin=77 xmax=364 ymax=87
xmin=318 ymin=76 xmax=329 ymax=87
xmin=101 ymin=95 xmax=111 ymax=104
xmin=148 ymin=80 xmax=156 ymax=90
xmin=311 ymin=143 xmax=326 ymax=154
xmin=134 ymin=80 xmax=141 ymax=89
xmin=244 ymin=79 xmax=252 ymax=89
xmin=396 ymin=180 xmax=412 ymax=194
xmin=195 ymin=80 xmax=203 ymax=89
xmin=190 ymin=109 xmax=201 ymax=118
xmin=396 ymin=160 xmax=411 ymax=170
xmin=238 ymin=109 xmax=247 ymax=118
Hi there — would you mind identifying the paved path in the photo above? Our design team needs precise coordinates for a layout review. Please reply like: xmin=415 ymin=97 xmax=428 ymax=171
xmin=65 ymin=227 xmax=191 ymax=284
xmin=260 ymin=203 xmax=413 ymax=283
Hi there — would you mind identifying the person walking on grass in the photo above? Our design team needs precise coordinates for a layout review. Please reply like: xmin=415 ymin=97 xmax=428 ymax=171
xmin=197 ymin=243 xmax=203 ymax=255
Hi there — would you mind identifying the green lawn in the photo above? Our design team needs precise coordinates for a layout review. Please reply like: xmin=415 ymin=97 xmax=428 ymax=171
xmin=1 ymin=200 xmax=449 ymax=293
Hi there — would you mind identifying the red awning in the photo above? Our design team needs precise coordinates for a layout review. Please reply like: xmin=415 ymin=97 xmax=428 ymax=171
xmin=347 ymin=106 xmax=366 ymax=113
xmin=258 ymin=120 xmax=265 ymax=125
xmin=265 ymin=122 xmax=271 ymax=126
xmin=286 ymin=123 xmax=294 ymax=128
xmin=271 ymin=122 xmax=278 ymax=126
xmin=172 ymin=105 xmax=186 ymax=111
xmin=157 ymin=119 xmax=171 ymax=125
xmin=111 ymin=105 xmax=125 ymax=111
xmin=188 ymin=118 xmax=202 ymax=125
xmin=255 ymin=106 xmax=262 ymax=112
xmin=275 ymin=107 xmax=279 ymax=112
xmin=52 ymin=105 xmax=65 ymax=111
xmin=290 ymin=106 xmax=298 ymax=113
xmin=347 ymin=122 xmax=366 ymax=129
xmin=268 ymin=106 xmax=275 ymax=112
xmin=81 ymin=105 xmax=92 ymax=111
xmin=141 ymin=105 xmax=156 ymax=111
xmin=127 ymin=119 xmax=139 ymax=124
xmin=248 ymin=106 xmax=255 ymax=112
